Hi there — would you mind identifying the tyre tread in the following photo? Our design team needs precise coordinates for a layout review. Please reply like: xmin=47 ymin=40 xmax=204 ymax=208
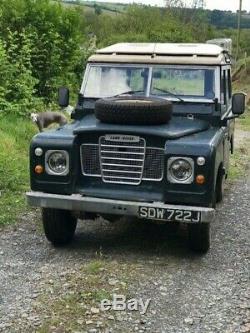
xmin=42 ymin=208 xmax=77 ymax=246
xmin=188 ymin=223 xmax=210 ymax=253
xmin=95 ymin=96 xmax=172 ymax=125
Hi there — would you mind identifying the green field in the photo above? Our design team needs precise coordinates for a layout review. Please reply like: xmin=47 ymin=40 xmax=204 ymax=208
xmin=62 ymin=0 xmax=126 ymax=14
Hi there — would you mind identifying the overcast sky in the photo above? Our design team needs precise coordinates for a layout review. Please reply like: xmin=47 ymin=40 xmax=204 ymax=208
xmin=90 ymin=0 xmax=250 ymax=12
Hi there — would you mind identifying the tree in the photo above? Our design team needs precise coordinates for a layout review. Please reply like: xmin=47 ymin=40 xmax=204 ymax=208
xmin=0 ymin=0 xmax=86 ymax=105
xmin=165 ymin=0 xmax=205 ymax=8
xmin=94 ymin=3 xmax=102 ymax=15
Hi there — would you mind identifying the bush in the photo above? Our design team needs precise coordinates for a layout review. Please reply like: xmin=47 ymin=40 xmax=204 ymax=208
xmin=0 ymin=30 xmax=44 ymax=116
xmin=0 ymin=0 xmax=86 ymax=115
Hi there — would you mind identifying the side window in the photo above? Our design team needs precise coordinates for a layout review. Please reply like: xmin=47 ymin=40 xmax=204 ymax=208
xmin=221 ymin=70 xmax=227 ymax=105
xmin=227 ymin=69 xmax=232 ymax=99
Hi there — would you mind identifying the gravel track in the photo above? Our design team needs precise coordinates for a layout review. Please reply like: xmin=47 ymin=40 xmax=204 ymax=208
xmin=0 ymin=168 xmax=249 ymax=333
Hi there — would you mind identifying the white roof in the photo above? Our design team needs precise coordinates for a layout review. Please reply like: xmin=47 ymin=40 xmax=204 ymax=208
xmin=206 ymin=39 xmax=232 ymax=55
xmin=96 ymin=43 xmax=224 ymax=57
xmin=89 ymin=43 xmax=230 ymax=65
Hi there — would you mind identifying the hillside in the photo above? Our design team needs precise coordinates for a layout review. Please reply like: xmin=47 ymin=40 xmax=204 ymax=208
xmin=62 ymin=0 xmax=250 ymax=29
xmin=62 ymin=0 xmax=126 ymax=14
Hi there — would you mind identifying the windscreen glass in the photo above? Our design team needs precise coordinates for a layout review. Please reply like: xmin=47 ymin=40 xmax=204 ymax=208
xmin=151 ymin=68 xmax=215 ymax=99
xmin=84 ymin=66 xmax=149 ymax=98
xmin=83 ymin=65 xmax=216 ymax=100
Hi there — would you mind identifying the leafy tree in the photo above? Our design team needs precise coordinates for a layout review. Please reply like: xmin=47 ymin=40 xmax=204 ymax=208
xmin=0 ymin=30 xmax=43 ymax=116
xmin=87 ymin=5 xmax=198 ymax=47
xmin=0 ymin=0 xmax=86 ymax=108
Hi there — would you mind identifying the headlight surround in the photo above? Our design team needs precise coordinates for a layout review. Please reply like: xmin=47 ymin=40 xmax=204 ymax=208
xmin=45 ymin=150 xmax=69 ymax=176
xmin=167 ymin=157 xmax=194 ymax=184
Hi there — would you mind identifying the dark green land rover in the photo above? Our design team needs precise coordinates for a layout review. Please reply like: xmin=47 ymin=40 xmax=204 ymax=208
xmin=26 ymin=42 xmax=246 ymax=253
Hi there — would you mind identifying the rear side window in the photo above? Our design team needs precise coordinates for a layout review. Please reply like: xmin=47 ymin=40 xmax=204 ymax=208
xmin=222 ymin=70 xmax=227 ymax=105
xmin=227 ymin=69 xmax=232 ymax=99
xmin=221 ymin=68 xmax=232 ymax=105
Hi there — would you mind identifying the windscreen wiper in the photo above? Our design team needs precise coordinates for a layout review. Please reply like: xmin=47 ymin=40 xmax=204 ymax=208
xmin=152 ymin=87 xmax=184 ymax=102
xmin=113 ymin=90 xmax=145 ymax=97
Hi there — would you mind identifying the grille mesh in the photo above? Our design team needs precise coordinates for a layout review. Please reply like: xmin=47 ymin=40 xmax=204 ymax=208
xmin=143 ymin=148 xmax=164 ymax=180
xmin=81 ymin=144 xmax=101 ymax=176
xmin=80 ymin=138 xmax=164 ymax=184
xmin=100 ymin=136 xmax=145 ymax=185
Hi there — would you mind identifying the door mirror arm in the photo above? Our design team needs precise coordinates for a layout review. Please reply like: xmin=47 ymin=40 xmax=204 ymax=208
xmin=224 ymin=115 xmax=239 ymax=121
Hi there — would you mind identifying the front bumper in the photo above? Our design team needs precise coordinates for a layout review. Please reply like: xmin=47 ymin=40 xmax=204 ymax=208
xmin=26 ymin=191 xmax=215 ymax=224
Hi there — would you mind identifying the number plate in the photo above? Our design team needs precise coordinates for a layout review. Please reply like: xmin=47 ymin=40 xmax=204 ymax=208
xmin=138 ymin=206 xmax=201 ymax=223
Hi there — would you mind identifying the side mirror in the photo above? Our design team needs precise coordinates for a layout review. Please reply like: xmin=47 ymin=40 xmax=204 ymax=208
xmin=232 ymin=92 xmax=246 ymax=115
xmin=58 ymin=87 xmax=69 ymax=107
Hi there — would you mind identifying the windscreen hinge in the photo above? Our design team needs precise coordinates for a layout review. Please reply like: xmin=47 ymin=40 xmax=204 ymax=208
xmin=187 ymin=114 xmax=194 ymax=120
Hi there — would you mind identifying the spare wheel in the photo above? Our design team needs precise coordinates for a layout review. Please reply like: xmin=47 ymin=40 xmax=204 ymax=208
xmin=94 ymin=96 xmax=172 ymax=125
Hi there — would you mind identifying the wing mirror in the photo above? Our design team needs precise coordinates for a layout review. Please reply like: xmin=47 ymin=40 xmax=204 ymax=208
xmin=58 ymin=87 xmax=69 ymax=107
xmin=232 ymin=92 xmax=246 ymax=115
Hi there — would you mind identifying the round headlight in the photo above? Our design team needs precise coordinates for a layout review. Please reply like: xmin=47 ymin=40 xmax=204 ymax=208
xmin=169 ymin=158 xmax=193 ymax=181
xmin=46 ymin=151 xmax=68 ymax=175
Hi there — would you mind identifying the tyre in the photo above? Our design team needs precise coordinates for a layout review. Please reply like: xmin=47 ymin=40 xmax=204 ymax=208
xmin=42 ymin=208 xmax=77 ymax=246
xmin=216 ymin=169 xmax=225 ymax=203
xmin=188 ymin=223 xmax=210 ymax=253
xmin=95 ymin=96 xmax=172 ymax=125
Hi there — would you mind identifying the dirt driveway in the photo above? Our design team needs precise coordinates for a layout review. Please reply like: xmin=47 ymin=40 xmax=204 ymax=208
xmin=0 ymin=163 xmax=249 ymax=333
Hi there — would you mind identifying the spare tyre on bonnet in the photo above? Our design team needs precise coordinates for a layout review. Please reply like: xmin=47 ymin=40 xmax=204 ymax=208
xmin=94 ymin=96 xmax=173 ymax=125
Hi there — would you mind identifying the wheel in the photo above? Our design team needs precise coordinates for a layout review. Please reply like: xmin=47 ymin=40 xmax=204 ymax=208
xmin=95 ymin=96 xmax=172 ymax=125
xmin=188 ymin=223 xmax=210 ymax=253
xmin=42 ymin=208 xmax=77 ymax=246
xmin=216 ymin=169 xmax=225 ymax=203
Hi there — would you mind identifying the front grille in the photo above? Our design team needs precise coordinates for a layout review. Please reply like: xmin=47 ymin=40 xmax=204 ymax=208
xmin=80 ymin=137 xmax=164 ymax=185
xmin=99 ymin=136 xmax=146 ymax=185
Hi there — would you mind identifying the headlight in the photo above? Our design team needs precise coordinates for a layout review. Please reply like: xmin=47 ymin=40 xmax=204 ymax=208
xmin=45 ymin=150 xmax=69 ymax=176
xmin=167 ymin=157 xmax=194 ymax=184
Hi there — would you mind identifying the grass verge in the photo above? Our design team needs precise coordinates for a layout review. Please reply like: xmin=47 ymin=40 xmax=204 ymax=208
xmin=0 ymin=114 xmax=37 ymax=226
xmin=236 ymin=105 xmax=250 ymax=131
xmin=228 ymin=105 xmax=250 ymax=180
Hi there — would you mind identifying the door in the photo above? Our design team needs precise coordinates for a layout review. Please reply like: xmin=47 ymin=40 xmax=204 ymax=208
xmin=221 ymin=67 xmax=232 ymax=174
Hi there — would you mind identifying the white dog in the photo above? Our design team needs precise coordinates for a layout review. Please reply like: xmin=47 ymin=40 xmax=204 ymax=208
xmin=31 ymin=112 xmax=67 ymax=132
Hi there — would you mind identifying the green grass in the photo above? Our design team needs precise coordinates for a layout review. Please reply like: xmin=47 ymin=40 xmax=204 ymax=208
xmin=237 ymin=105 xmax=250 ymax=131
xmin=228 ymin=105 xmax=250 ymax=181
xmin=0 ymin=114 xmax=37 ymax=226
xmin=228 ymin=147 xmax=249 ymax=180
xmin=86 ymin=260 xmax=105 ymax=274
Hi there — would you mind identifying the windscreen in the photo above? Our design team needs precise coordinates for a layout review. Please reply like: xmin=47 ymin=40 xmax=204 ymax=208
xmin=151 ymin=68 xmax=215 ymax=99
xmin=83 ymin=65 xmax=216 ymax=100
xmin=83 ymin=66 xmax=149 ymax=98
